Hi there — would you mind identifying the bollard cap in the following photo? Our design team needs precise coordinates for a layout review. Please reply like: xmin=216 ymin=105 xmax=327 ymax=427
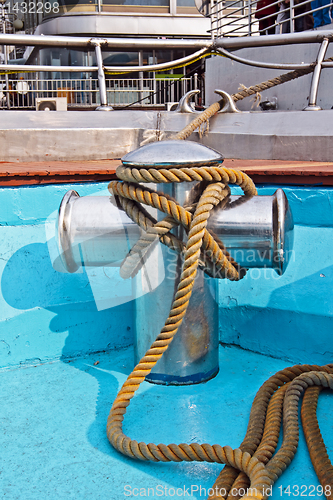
xmin=121 ymin=140 xmax=224 ymax=168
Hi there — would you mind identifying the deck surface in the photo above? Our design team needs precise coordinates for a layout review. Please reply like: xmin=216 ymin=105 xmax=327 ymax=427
xmin=1 ymin=159 xmax=333 ymax=186
xmin=2 ymin=345 xmax=332 ymax=500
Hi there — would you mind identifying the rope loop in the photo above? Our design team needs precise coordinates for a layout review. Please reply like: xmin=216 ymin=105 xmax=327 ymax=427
xmin=107 ymin=95 xmax=333 ymax=499
xmin=107 ymin=150 xmax=333 ymax=500
xmin=110 ymin=162 xmax=256 ymax=283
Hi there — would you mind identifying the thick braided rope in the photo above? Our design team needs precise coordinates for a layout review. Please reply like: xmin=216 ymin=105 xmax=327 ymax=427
xmin=301 ymin=386 xmax=333 ymax=500
xmin=111 ymin=164 xmax=256 ymax=279
xmin=119 ymin=213 xmax=183 ymax=279
xmin=116 ymin=164 xmax=257 ymax=197
xmin=119 ymin=209 xmax=239 ymax=280
xmin=107 ymin=361 xmax=333 ymax=500
xmin=209 ymin=370 xmax=333 ymax=500
xmin=209 ymin=384 xmax=289 ymax=500
xmin=266 ymin=371 xmax=333 ymax=481
xmin=231 ymin=67 xmax=314 ymax=103
xmin=175 ymin=102 xmax=221 ymax=141
xmin=115 ymin=195 xmax=186 ymax=279
xmin=115 ymin=187 xmax=243 ymax=280
xmin=107 ymin=175 xmax=267 ymax=486
xmin=107 ymin=153 xmax=333 ymax=499
xmin=173 ymin=55 xmax=333 ymax=141
xmin=231 ymin=53 xmax=333 ymax=103
xmin=110 ymin=180 xmax=245 ymax=281
xmin=117 ymin=196 xmax=184 ymax=254
xmin=208 ymin=364 xmax=333 ymax=500
xmin=107 ymin=183 xmax=250 ymax=454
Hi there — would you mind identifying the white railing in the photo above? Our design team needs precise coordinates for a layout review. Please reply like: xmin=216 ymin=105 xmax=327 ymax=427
xmin=210 ymin=0 xmax=333 ymax=37
xmin=0 ymin=32 xmax=333 ymax=111
xmin=0 ymin=34 xmax=209 ymax=110
xmin=0 ymin=75 xmax=200 ymax=109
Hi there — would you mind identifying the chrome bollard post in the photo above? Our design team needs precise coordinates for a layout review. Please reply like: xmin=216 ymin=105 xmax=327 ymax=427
xmin=55 ymin=141 xmax=294 ymax=385
xmin=134 ymin=180 xmax=220 ymax=385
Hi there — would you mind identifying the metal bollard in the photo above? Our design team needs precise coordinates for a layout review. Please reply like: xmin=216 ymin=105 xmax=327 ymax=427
xmin=55 ymin=141 xmax=294 ymax=385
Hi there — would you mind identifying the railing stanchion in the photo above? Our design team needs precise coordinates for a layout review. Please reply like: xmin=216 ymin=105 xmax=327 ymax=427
xmin=290 ymin=0 xmax=294 ymax=33
xmin=304 ymin=37 xmax=329 ymax=111
xmin=153 ymin=73 xmax=157 ymax=105
xmin=248 ymin=0 xmax=252 ymax=35
xmin=138 ymin=51 xmax=144 ymax=106
xmin=94 ymin=41 xmax=113 ymax=111
xmin=210 ymin=0 xmax=216 ymax=40
xmin=2 ymin=18 xmax=10 ymax=110
xmin=194 ymin=72 xmax=198 ymax=106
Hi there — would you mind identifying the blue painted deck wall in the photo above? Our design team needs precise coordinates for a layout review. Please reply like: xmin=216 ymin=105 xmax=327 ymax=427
xmin=0 ymin=182 xmax=332 ymax=369
xmin=0 ymin=182 xmax=134 ymax=369
xmin=1 ymin=180 xmax=333 ymax=500
xmin=219 ymin=185 xmax=333 ymax=365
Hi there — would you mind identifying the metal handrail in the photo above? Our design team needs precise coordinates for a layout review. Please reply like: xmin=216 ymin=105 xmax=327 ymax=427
xmin=0 ymin=34 xmax=210 ymax=49
xmin=0 ymin=34 xmax=210 ymax=109
xmin=216 ymin=45 xmax=314 ymax=68
xmin=210 ymin=0 xmax=333 ymax=37
xmin=1 ymin=30 xmax=333 ymax=51
xmin=1 ymin=31 xmax=333 ymax=110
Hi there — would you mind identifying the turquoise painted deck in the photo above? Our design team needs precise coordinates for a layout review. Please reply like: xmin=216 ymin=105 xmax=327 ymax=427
xmin=2 ymin=346 xmax=333 ymax=500
xmin=1 ymin=181 xmax=333 ymax=499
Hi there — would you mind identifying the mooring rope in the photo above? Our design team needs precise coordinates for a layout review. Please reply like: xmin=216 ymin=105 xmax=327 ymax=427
xmin=175 ymin=54 xmax=333 ymax=141
xmin=108 ymin=158 xmax=333 ymax=500
xmin=301 ymin=386 xmax=333 ymax=500
xmin=106 ymin=70 xmax=333 ymax=499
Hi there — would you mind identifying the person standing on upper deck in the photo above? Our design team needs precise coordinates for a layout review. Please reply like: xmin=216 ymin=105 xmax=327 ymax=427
xmin=255 ymin=0 xmax=278 ymax=34
xmin=275 ymin=0 xmax=290 ymax=33
xmin=311 ymin=0 xmax=332 ymax=28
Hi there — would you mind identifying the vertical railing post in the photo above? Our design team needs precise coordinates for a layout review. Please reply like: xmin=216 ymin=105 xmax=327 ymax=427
xmin=220 ymin=0 xmax=224 ymax=37
xmin=170 ymin=0 xmax=177 ymax=15
xmin=210 ymin=0 xmax=216 ymax=41
xmin=289 ymin=0 xmax=294 ymax=33
xmin=138 ymin=50 xmax=144 ymax=106
xmin=37 ymin=71 xmax=40 ymax=101
xmin=94 ymin=41 xmax=113 ymax=111
xmin=1 ymin=6 xmax=10 ymax=110
xmin=194 ymin=72 xmax=198 ymax=106
xmin=4 ymin=71 xmax=10 ymax=109
xmin=170 ymin=62 xmax=175 ymax=103
xmin=153 ymin=74 xmax=156 ymax=105
xmin=248 ymin=0 xmax=252 ymax=35
xmin=217 ymin=0 xmax=221 ymax=38
xmin=304 ymin=38 xmax=329 ymax=111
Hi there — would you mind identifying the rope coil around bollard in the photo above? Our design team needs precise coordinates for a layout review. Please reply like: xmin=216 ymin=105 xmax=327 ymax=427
xmin=107 ymin=158 xmax=333 ymax=500
xmin=106 ymin=83 xmax=333 ymax=499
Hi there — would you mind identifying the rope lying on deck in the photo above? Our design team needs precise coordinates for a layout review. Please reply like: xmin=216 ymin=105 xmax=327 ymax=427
xmin=107 ymin=162 xmax=333 ymax=500
xmin=208 ymin=369 xmax=333 ymax=500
